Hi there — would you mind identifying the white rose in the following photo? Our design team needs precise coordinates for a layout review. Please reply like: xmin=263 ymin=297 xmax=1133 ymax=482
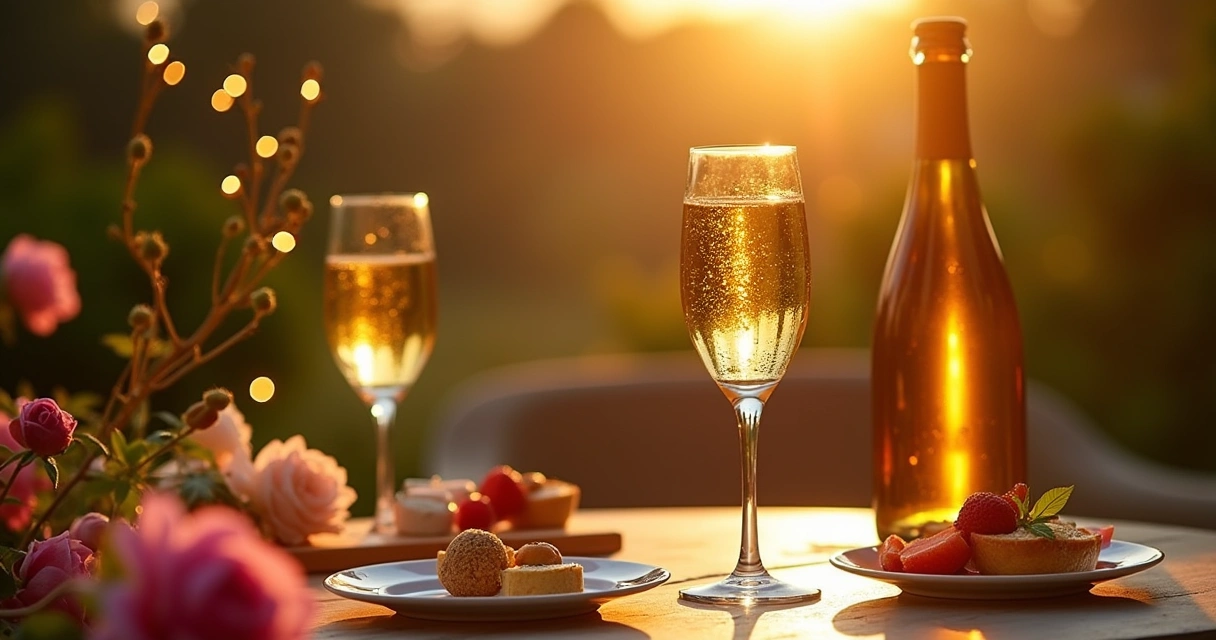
xmin=242 ymin=435 xmax=357 ymax=546
xmin=188 ymin=404 xmax=253 ymax=473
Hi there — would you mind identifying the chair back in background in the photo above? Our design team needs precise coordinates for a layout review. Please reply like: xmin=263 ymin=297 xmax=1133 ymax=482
xmin=427 ymin=349 xmax=1216 ymax=529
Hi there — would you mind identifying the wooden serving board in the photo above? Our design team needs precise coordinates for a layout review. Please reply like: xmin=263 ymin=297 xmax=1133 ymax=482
xmin=287 ymin=517 xmax=622 ymax=574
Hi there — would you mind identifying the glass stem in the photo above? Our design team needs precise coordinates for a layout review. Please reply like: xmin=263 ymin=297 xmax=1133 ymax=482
xmin=371 ymin=396 xmax=398 ymax=535
xmin=733 ymin=396 xmax=767 ymax=577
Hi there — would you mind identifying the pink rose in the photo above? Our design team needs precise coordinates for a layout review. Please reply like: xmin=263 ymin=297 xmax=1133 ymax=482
xmin=8 ymin=397 xmax=76 ymax=457
xmin=93 ymin=493 xmax=312 ymax=640
xmin=0 ymin=234 xmax=81 ymax=337
xmin=69 ymin=512 xmax=112 ymax=554
xmin=5 ymin=531 xmax=94 ymax=623
xmin=232 ymin=435 xmax=356 ymax=546
xmin=0 ymin=410 xmax=51 ymax=531
xmin=188 ymin=404 xmax=253 ymax=473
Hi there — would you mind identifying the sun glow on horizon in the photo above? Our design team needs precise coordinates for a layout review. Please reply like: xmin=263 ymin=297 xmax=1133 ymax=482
xmin=367 ymin=0 xmax=911 ymax=65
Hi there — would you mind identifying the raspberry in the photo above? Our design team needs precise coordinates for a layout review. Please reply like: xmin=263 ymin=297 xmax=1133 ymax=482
xmin=954 ymin=491 xmax=1018 ymax=536
xmin=1001 ymin=482 xmax=1030 ymax=516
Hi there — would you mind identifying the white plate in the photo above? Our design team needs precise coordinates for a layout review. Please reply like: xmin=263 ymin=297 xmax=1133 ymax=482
xmin=829 ymin=540 xmax=1164 ymax=599
xmin=324 ymin=557 xmax=670 ymax=621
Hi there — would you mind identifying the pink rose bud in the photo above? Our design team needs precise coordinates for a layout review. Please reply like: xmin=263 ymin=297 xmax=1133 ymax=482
xmin=3 ymin=531 xmax=94 ymax=623
xmin=0 ymin=234 xmax=82 ymax=337
xmin=69 ymin=512 xmax=111 ymax=553
xmin=9 ymin=397 xmax=76 ymax=457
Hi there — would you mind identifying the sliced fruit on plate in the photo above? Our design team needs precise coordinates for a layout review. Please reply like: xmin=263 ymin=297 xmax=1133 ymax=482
xmin=879 ymin=534 xmax=906 ymax=572
xmin=899 ymin=526 xmax=972 ymax=575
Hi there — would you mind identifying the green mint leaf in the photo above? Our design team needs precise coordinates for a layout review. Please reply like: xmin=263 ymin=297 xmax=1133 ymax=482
xmin=1029 ymin=485 xmax=1074 ymax=521
xmin=1026 ymin=522 xmax=1056 ymax=539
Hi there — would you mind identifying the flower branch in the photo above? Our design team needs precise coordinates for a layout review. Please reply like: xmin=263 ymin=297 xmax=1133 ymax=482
xmin=21 ymin=18 xmax=324 ymax=543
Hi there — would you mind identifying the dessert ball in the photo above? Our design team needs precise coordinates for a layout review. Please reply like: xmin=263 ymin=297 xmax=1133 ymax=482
xmin=437 ymin=529 xmax=510 ymax=596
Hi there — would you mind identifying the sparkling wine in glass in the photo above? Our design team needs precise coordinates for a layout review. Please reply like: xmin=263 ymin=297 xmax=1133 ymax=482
xmin=678 ymin=145 xmax=819 ymax=604
xmin=324 ymin=193 xmax=438 ymax=534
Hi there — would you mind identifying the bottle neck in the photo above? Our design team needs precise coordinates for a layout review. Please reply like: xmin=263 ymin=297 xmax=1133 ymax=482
xmin=915 ymin=61 xmax=972 ymax=160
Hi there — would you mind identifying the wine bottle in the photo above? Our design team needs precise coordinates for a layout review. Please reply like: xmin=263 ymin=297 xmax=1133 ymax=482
xmin=872 ymin=17 xmax=1027 ymax=540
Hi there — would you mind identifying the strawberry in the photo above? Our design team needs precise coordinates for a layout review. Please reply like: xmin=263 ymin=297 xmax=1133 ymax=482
xmin=454 ymin=495 xmax=496 ymax=531
xmin=878 ymin=535 xmax=906 ymax=572
xmin=899 ymin=526 xmax=971 ymax=575
xmin=479 ymin=465 xmax=527 ymax=521
xmin=1001 ymin=482 xmax=1030 ymax=517
xmin=954 ymin=491 xmax=1018 ymax=537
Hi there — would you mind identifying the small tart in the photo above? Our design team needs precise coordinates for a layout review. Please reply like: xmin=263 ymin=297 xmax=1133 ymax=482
xmin=971 ymin=522 xmax=1101 ymax=575
xmin=512 ymin=480 xmax=580 ymax=529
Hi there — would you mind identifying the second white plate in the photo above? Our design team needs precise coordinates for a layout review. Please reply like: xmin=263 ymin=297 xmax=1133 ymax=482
xmin=324 ymin=556 xmax=670 ymax=621
xmin=829 ymin=540 xmax=1164 ymax=599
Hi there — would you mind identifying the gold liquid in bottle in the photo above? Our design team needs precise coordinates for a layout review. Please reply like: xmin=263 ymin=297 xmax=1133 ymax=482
xmin=871 ymin=18 xmax=1027 ymax=540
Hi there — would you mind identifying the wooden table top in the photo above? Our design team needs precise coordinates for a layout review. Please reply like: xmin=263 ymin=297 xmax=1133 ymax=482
xmin=309 ymin=507 xmax=1216 ymax=639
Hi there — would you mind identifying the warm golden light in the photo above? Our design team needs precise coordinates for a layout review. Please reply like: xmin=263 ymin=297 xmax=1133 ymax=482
xmin=147 ymin=43 xmax=169 ymax=65
xmin=221 ymin=175 xmax=242 ymax=195
xmin=364 ymin=233 xmax=378 ymax=245
xmin=256 ymin=135 xmax=279 ymax=158
xmin=162 ymin=60 xmax=185 ymax=86
xmin=211 ymin=89 xmax=234 ymax=112
xmin=249 ymin=376 xmax=275 ymax=402
xmin=944 ymin=317 xmax=969 ymax=508
xmin=413 ymin=192 xmax=429 ymax=208
xmin=223 ymin=74 xmax=248 ymax=98
xmin=271 ymin=231 xmax=297 ymax=253
xmin=300 ymin=79 xmax=321 ymax=101
xmin=353 ymin=344 xmax=375 ymax=384
xmin=329 ymin=195 xmax=344 ymax=207
xmin=135 ymin=1 xmax=159 ymax=25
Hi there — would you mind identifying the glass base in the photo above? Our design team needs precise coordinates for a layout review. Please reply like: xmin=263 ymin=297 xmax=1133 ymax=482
xmin=679 ymin=572 xmax=820 ymax=606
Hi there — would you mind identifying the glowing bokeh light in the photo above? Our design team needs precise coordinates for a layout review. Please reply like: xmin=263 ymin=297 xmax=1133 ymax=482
xmin=413 ymin=192 xmax=429 ymax=208
xmin=135 ymin=1 xmax=159 ymax=25
xmin=271 ymin=231 xmax=297 ymax=253
xmin=147 ymin=43 xmax=169 ymax=65
xmin=162 ymin=60 xmax=185 ymax=85
xmin=256 ymin=135 xmax=279 ymax=158
xmin=364 ymin=233 xmax=378 ymax=245
xmin=223 ymin=74 xmax=248 ymax=98
xmin=249 ymin=376 xmax=275 ymax=402
xmin=221 ymin=175 xmax=242 ymax=195
xmin=211 ymin=89 xmax=234 ymax=112
xmin=300 ymin=79 xmax=321 ymax=101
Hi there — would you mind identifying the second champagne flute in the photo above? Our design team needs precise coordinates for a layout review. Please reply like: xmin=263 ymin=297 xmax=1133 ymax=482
xmin=323 ymin=193 xmax=438 ymax=535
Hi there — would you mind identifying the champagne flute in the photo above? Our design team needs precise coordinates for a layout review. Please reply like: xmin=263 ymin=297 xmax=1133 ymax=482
xmin=678 ymin=145 xmax=819 ymax=604
xmin=323 ymin=193 xmax=438 ymax=535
